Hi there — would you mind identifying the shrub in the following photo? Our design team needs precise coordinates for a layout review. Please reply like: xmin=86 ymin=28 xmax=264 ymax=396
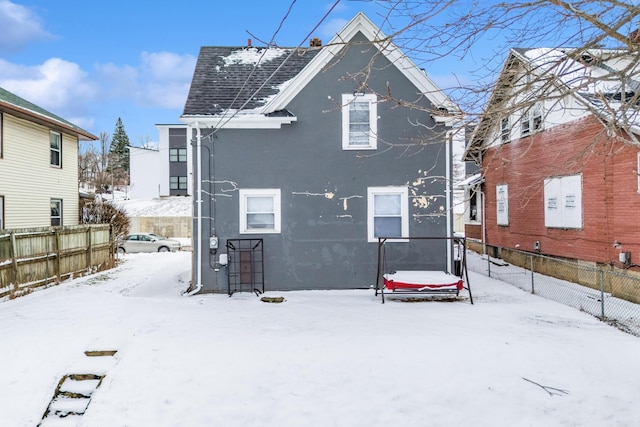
xmin=81 ymin=198 xmax=130 ymax=246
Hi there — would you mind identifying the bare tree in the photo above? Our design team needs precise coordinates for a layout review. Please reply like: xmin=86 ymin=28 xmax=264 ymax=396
xmin=78 ymin=131 xmax=113 ymax=193
xmin=361 ymin=1 xmax=640 ymax=145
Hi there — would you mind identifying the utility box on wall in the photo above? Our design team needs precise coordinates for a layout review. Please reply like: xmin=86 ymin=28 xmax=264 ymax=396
xmin=619 ymin=252 xmax=631 ymax=264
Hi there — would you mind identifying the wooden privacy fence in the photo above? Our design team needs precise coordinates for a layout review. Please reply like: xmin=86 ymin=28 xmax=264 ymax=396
xmin=0 ymin=224 xmax=114 ymax=299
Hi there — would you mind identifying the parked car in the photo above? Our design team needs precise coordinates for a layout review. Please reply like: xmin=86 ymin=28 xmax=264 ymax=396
xmin=117 ymin=233 xmax=181 ymax=254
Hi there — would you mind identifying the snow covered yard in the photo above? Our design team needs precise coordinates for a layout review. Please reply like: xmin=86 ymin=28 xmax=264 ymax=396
xmin=2 ymin=251 xmax=640 ymax=427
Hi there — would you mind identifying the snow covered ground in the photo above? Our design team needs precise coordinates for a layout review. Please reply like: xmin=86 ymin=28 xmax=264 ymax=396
xmin=2 ymin=251 xmax=640 ymax=426
xmin=115 ymin=195 xmax=192 ymax=217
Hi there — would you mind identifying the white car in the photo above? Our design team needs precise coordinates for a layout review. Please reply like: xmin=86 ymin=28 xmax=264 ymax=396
xmin=117 ymin=233 xmax=181 ymax=254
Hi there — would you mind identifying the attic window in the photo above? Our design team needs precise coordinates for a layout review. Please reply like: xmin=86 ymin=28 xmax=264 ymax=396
xmin=501 ymin=117 xmax=510 ymax=143
xmin=521 ymin=103 xmax=543 ymax=137
xmin=342 ymin=93 xmax=377 ymax=150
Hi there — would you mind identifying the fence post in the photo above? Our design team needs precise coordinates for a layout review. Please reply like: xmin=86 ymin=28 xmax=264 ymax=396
xmin=86 ymin=226 xmax=93 ymax=273
xmin=530 ymin=255 xmax=535 ymax=294
xmin=487 ymin=253 xmax=491 ymax=277
xmin=54 ymin=228 xmax=61 ymax=283
xmin=9 ymin=231 xmax=18 ymax=290
xmin=599 ymin=270 xmax=605 ymax=319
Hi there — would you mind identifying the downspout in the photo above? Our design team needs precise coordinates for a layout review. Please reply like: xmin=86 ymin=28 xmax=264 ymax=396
xmin=480 ymin=151 xmax=487 ymax=255
xmin=187 ymin=122 xmax=203 ymax=295
xmin=445 ymin=129 xmax=453 ymax=273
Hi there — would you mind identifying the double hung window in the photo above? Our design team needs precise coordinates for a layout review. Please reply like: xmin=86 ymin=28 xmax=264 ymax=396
xmin=50 ymin=131 xmax=61 ymax=167
xmin=51 ymin=199 xmax=62 ymax=226
xmin=367 ymin=187 xmax=408 ymax=242
xmin=500 ymin=118 xmax=510 ymax=143
xmin=239 ymin=189 xmax=281 ymax=234
xmin=342 ymin=93 xmax=377 ymax=150
xmin=521 ymin=103 xmax=543 ymax=136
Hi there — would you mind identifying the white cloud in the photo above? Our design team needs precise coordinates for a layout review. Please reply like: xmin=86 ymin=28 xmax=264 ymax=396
xmin=140 ymin=51 xmax=196 ymax=82
xmin=96 ymin=51 xmax=196 ymax=109
xmin=319 ymin=18 xmax=348 ymax=40
xmin=0 ymin=57 xmax=98 ymax=116
xmin=0 ymin=50 xmax=196 ymax=133
xmin=0 ymin=0 xmax=52 ymax=51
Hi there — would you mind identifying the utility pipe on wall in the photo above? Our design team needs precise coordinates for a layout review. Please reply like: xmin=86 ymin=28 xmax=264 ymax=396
xmin=445 ymin=129 xmax=453 ymax=273
xmin=188 ymin=122 xmax=203 ymax=295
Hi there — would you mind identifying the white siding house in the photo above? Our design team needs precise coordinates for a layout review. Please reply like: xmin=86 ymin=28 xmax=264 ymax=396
xmin=0 ymin=87 xmax=97 ymax=229
xmin=128 ymin=146 xmax=160 ymax=199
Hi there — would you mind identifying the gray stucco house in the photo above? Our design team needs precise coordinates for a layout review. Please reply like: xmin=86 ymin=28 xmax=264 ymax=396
xmin=181 ymin=12 xmax=459 ymax=294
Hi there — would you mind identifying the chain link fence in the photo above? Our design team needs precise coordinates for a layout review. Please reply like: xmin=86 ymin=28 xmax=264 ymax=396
xmin=466 ymin=249 xmax=640 ymax=337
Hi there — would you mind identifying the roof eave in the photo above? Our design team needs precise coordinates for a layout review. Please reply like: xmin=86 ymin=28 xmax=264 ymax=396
xmin=262 ymin=12 xmax=459 ymax=116
xmin=180 ymin=114 xmax=297 ymax=130
xmin=0 ymin=100 xmax=98 ymax=141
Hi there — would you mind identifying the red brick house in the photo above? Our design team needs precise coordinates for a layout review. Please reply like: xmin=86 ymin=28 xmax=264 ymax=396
xmin=463 ymin=47 xmax=640 ymax=268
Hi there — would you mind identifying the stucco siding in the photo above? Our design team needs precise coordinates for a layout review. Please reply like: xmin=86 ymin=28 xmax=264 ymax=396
xmin=0 ymin=113 xmax=79 ymax=228
xmin=194 ymin=33 xmax=452 ymax=292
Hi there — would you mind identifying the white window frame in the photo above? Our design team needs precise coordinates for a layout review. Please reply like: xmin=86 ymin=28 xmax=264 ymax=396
xmin=500 ymin=117 xmax=510 ymax=143
xmin=367 ymin=186 xmax=409 ymax=242
xmin=496 ymin=184 xmax=509 ymax=226
xmin=51 ymin=198 xmax=62 ymax=226
xmin=467 ymin=187 xmax=481 ymax=224
xmin=521 ymin=103 xmax=543 ymax=137
xmin=50 ymin=131 xmax=62 ymax=167
xmin=544 ymin=174 xmax=582 ymax=229
xmin=239 ymin=189 xmax=281 ymax=234
xmin=342 ymin=93 xmax=377 ymax=150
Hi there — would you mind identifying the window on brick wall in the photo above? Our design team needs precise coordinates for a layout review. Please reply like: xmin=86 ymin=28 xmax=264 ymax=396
xmin=544 ymin=174 xmax=582 ymax=229
xmin=496 ymin=184 xmax=509 ymax=225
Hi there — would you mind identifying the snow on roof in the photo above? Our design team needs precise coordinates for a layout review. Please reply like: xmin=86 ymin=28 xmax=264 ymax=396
xmin=519 ymin=47 xmax=640 ymax=129
xmin=222 ymin=47 xmax=288 ymax=66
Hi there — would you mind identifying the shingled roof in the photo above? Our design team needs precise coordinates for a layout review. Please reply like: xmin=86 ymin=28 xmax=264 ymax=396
xmin=0 ymin=86 xmax=97 ymax=140
xmin=182 ymin=46 xmax=320 ymax=117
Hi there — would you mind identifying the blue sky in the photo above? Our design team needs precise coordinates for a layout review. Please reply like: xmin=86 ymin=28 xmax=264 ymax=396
xmin=0 ymin=0 xmax=433 ymax=146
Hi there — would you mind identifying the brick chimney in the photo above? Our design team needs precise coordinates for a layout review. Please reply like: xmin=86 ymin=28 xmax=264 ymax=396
xmin=309 ymin=37 xmax=322 ymax=47
xmin=247 ymin=38 xmax=252 ymax=47
xmin=630 ymin=23 xmax=640 ymax=42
